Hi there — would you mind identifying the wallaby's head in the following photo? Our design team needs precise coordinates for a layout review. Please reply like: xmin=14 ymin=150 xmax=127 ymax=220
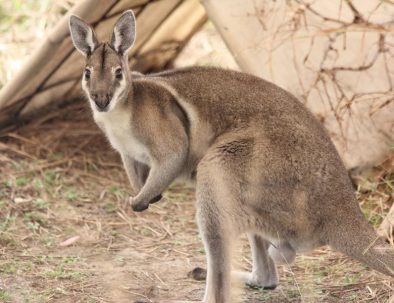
xmin=69 ymin=10 xmax=136 ymax=112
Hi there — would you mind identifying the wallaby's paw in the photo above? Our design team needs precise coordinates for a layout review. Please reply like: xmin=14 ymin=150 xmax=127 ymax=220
xmin=129 ymin=196 xmax=149 ymax=212
xmin=149 ymin=194 xmax=163 ymax=204
xmin=233 ymin=271 xmax=278 ymax=290
xmin=188 ymin=267 xmax=207 ymax=281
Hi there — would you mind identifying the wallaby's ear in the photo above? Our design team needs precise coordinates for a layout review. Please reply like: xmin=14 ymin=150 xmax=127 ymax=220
xmin=69 ymin=15 xmax=98 ymax=57
xmin=110 ymin=10 xmax=136 ymax=56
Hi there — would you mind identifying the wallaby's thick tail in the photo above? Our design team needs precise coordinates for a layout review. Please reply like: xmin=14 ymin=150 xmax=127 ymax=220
xmin=329 ymin=213 xmax=394 ymax=277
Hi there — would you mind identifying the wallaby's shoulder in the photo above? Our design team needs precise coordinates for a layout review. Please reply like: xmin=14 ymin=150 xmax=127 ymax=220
xmin=132 ymin=74 xmax=178 ymax=108
xmin=131 ymin=75 xmax=189 ymax=132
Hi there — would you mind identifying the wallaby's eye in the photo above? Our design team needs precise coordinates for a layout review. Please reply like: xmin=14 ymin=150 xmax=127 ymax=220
xmin=115 ymin=68 xmax=123 ymax=80
xmin=84 ymin=68 xmax=91 ymax=79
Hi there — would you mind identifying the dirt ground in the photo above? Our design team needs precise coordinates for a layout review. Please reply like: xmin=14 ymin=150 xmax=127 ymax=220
xmin=0 ymin=100 xmax=394 ymax=303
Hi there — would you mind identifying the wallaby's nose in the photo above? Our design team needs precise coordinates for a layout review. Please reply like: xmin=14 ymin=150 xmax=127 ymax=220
xmin=91 ymin=93 xmax=113 ymax=110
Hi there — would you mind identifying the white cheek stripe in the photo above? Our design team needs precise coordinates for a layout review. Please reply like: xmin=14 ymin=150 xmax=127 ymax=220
xmin=107 ymin=78 xmax=127 ymax=111
xmin=81 ymin=78 xmax=96 ymax=111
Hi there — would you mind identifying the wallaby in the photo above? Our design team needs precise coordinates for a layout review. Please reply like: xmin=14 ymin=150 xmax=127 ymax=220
xmin=69 ymin=10 xmax=394 ymax=303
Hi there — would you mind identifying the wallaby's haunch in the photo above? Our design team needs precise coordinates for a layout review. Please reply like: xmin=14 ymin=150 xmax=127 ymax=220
xmin=69 ymin=10 xmax=394 ymax=303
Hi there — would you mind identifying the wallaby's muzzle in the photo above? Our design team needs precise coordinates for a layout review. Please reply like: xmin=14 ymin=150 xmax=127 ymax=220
xmin=91 ymin=92 xmax=112 ymax=111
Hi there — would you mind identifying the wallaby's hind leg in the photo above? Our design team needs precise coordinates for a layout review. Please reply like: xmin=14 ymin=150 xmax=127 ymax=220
xmin=194 ymin=234 xmax=280 ymax=289
xmin=197 ymin=181 xmax=232 ymax=303
xmin=160 ymin=185 xmax=231 ymax=303
xmin=234 ymin=234 xmax=278 ymax=289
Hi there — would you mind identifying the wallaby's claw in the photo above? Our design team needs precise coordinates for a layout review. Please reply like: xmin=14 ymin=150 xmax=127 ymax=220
xmin=132 ymin=201 xmax=149 ymax=212
xmin=149 ymin=194 xmax=162 ymax=204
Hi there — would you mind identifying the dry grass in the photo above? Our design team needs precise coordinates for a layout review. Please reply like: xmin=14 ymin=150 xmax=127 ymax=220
xmin=0 ymin=100 xmax=393 ymax=303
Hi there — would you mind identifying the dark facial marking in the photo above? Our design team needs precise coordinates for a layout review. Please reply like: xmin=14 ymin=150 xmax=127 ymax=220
xmin=101 ymin=43 xmax=107 ymax=71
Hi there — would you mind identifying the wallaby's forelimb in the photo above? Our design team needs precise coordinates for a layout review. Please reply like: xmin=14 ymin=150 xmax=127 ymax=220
xmin=122 ymin=155 xmax=162 ymax=204
xmin=121 ymin=154 xmax=144 ymax=194
xmin=129 ymin=114 xmax=188 ymax=211
xmin=130 ymin=154 xmax=186 ymax=212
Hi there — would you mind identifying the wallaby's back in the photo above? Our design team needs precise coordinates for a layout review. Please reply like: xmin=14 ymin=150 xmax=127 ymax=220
xmin=151 ymin=66 xmax=351 ymax=201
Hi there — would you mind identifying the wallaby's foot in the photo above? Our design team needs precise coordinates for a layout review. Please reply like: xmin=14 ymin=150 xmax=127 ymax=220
xmin=268 ymin=241 xmax=296 ymax=265
xmin=188 ymin=267 xmax=207 ymax=281
xmin=233 ymin=271 xmax=278 ymax=290
xmin=189 ymin=267 xmax=277 ymax=289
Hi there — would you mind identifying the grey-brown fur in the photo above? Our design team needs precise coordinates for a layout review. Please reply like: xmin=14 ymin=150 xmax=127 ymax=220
xmin=70 ymin=11 xmax=394 ymax=303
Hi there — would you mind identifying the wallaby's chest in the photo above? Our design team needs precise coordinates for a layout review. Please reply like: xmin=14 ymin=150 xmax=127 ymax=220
xmin=93 ymin=110 xmax=150 ymax=164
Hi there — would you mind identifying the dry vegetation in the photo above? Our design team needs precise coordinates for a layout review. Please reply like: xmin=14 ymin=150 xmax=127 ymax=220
xmin=1 ymin=1 xmax=394 ymax=303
